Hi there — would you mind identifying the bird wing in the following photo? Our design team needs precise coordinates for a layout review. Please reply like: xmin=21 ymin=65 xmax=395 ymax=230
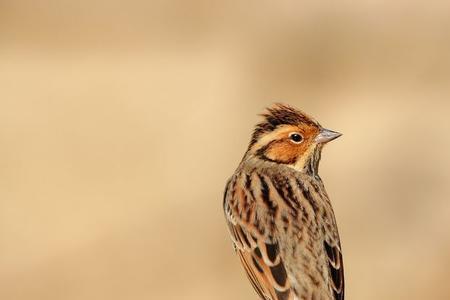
xmin=324 ymin=239 xmax=344 ymax=300
xmin=225 ymin=219 xmax=295 ymax=300
xmin=223 ymin=175 xmax=295 ymax=300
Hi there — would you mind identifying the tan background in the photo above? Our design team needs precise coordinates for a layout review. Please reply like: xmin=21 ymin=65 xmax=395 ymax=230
xmin=1 ymin=1 xmax=450 ymax=299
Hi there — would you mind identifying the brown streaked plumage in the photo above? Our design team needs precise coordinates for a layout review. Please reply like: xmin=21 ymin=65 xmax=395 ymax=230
xmin=223 ymin=104 xmax=344 ymax=300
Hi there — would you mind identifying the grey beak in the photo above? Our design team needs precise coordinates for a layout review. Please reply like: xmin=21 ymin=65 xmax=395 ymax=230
xmin=315 ymin=128 xmax=342 ymax=143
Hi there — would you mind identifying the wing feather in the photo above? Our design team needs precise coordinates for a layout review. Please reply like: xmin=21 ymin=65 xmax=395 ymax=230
xmin=226 ymin=220 xmax=295 ymax=300
xmin=324 ymin=240 xmax=344 ymax=300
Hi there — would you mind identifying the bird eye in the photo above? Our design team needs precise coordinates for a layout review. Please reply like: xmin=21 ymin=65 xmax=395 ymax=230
xmin=289 ymin=132 xmax=303 ymax=143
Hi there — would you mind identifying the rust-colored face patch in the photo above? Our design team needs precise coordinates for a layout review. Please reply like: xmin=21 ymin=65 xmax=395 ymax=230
xmin=257 ymin=124 xmax=320 ymax=164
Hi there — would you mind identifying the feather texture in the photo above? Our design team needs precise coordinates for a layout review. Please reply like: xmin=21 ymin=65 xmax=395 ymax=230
xmin=224 ymin=163 xmax=344 ymax=300
xmin=223 ymin=104 xmax=344 ymax=300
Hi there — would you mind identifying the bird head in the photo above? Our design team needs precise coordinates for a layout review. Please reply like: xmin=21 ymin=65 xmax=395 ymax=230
xmin=246 ymin=104 xmax=341 ymax=174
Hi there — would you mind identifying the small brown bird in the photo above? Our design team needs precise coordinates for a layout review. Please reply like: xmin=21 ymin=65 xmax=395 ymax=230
xmin=223 ymin=104 xmax=344 ymax=300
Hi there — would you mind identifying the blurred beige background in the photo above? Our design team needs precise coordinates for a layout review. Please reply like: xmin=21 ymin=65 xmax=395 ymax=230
xmin=1 ymin=1 xmax=450 ymax=299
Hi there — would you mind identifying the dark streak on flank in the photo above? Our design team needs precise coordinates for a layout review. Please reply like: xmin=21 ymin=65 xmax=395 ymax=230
xmin=245 ymin=208 xmax=252 ymax=223
xmin=259 ymin=174 xmax=277 ymax=215
xmin=296 ymin=178 xmax=319 ymax=214
xmin=284 ymin=179 xmax=300 ymax=209
xmin=246 ymin=173 xmax=257 ymax=203
xmin=239 ymin=189 xmax=248 ymax=219
xmin=271 ymin=177 xmax=298 ymax=217
xmin=245 ymin=173 xmax=252 ymax=190
xmin=281 ymin=215 xmax=289 ymax=232
xmin=254 ymin=218 xmax=265 ymax=236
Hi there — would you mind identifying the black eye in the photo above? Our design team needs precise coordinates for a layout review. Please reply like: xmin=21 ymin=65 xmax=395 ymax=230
xmin=289 ymin=133 xmax=303 ymax=143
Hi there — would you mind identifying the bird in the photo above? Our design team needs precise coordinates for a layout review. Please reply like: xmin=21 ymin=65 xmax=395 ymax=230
xmin=223 ymin=104 xmax=344 ymax=300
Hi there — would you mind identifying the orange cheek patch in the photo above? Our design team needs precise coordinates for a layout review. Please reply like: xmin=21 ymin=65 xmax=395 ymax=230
xmin=265 ymin=141 xmax=304 ymax=164
xmin=256 ymin=124 xmax=320 ymax=164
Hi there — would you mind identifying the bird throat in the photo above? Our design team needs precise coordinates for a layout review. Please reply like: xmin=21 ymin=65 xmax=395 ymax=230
xmin=294 ymin=145 xmax=322 ymax=177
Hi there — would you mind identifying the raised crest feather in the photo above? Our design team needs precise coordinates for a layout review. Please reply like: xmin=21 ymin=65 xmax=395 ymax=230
xmin=249 ymin=104 xmax=320 ymax=148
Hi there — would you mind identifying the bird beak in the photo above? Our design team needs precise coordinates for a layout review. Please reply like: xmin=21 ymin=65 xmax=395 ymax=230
xmin=315 ymin=128 xmax=342 ymax=144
